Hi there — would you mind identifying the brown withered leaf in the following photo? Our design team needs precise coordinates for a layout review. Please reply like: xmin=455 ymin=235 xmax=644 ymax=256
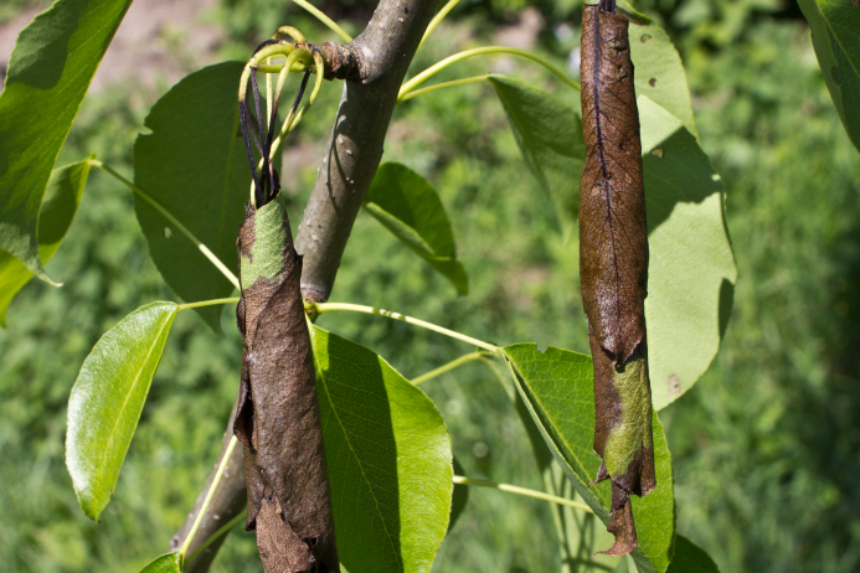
xmin=233 ymin=199 xmax=339 ymax=573
xmin=580 ymin=0 xmax=656 ymax=556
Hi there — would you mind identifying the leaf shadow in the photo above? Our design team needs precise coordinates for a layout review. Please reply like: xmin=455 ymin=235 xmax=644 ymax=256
xmin=643 ymin=126 xmax=723 ymax=234
xmin=7 ymin=0 xmax=87 ymax=90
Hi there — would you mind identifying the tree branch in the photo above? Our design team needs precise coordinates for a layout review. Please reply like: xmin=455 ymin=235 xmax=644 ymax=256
xmin=171 ymin=0 xmax=442 ymax=568
xmin=294 ymin=0 xmax=442 ymax=302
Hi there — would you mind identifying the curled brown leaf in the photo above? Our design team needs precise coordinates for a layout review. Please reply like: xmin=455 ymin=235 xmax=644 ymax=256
xmin=234 ymin=199 xmax=339 ymax=572
xmin=579 ymin=0 xmax=656 ymax=556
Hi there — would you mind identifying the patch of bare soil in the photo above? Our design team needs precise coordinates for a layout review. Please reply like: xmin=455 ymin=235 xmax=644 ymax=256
xmin=0 ymin=0 xmax=224 ymax=91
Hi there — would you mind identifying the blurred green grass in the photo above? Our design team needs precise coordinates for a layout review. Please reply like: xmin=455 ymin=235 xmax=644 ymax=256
xmin=2 ymin=1 xmax=860 ymax=572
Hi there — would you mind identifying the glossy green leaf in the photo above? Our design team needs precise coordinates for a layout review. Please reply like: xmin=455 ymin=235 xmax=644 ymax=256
xmin=309 ymin=325 xmax=452 ymax=573
xmin=638 ymin=96 xmax=736 ymax=410
xmin=0 ymin=0 xmax=133 ymax=281
xmin=0 ymin=158 xmax=92 ymax=326
xmin=502 ymin=343 xmax=675 ymax=573
xmin=133 ymin=62 xmax=249 ymax=331
xmin=365 ymin=163 xmax=468 ymax=295
xmin=798 ymin=0 xmax=860 ymax=152
xmin=666 ymin=536 xmax=720 ymax=573
xmin=138 ymin=552 xmax=181 ymax=573
xmin=618 ymin=1 xmax=698 ymax=138
xmin=66 ymin=301 xmax=178 ymax=521
xmin=488 ymin=74 xmax=584 ymax=237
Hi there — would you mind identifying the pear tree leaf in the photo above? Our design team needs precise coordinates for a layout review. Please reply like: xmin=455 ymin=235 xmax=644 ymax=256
xmin=797 ymin=0 xmax=860 ymax=152
xmin=133 ymin=62 xmax=249 ymax=332
xmin=138 ymin=552 xmax=181 ymax=573
xmin=618 ymin=1 xmax=698 ymax=137
xmin=502 ymin=343 xmax=675 ymax=573
xmin=0 ymin=158 xmax=93 ymax=326
xmin=0 ymin=0 xmax=133 ymax=281
xmin=488 ymin=74 xmax=585 ymax=237
xmin=638 ymin=96 xmax=737 ymax=410
xmin=66 ymin=301 xmax=178 ymax=521
xmin=365 ymin=162 xmax=468 ymax=294
xmin=309 ymin=325 xmax=452 ymax=573
xmin=666 ymin=535 xmax=720 ymax=573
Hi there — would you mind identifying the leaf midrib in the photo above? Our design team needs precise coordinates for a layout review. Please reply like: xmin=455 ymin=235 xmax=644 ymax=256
xmin=95 ymin=307 xmax=174 ymax=504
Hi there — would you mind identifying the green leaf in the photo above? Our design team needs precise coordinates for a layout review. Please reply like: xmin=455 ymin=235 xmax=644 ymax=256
xmin=798 ymin=0 xmax=860 ymax=152
xmin=133 ymin=62 xmax=249 ymax=332
xmin=0 ymin=158 xmax=92 ymax=326
xmin=65 ymin=301 xmax=178 ymax=521
xmin=502 ymin=343 xmax=675 ymax=573
xmin=0 ymin=0 xmax=133 ymax=281
xmin=138 ymin=552 xmax=182 ymax=573
xmin=637 ymin=96 xmax=736 ymax=410
xmin=488 ymin=74 xmax=584 ymax=237
xmin=309 ymin=325 xmax=452 ymax=573
xmin=618 ymin=1 xmax=698 ymax=138
xmin=365 ymin=163 xmax=468 ymax=295
xmin=511 ymin=373 xmax=618 ymax=572
xmin=666 ymin=536 xmax=720 ymax=573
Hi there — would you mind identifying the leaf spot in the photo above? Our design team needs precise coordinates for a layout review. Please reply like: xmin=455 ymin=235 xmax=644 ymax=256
xmin=650 ymin=147 xmax=665 ymax=159
xmin=667 ymin=374 xmax=681 ymax=396
xmin=640 ymin=34 xmax=652 ymax=43
xmin=649 ymin=77 xmax=657 ymax=87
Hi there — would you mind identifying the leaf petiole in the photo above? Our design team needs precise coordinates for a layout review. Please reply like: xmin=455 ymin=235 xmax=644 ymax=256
xmin=291 ymin=0 xmax=353 ymax=43
xmin=453 ymin=475 xmax=595 ymax=514
xmin=418 ymin=0 xmax=461 ymax=50
xmin=88 ymin=160 xmax=240 ymax=290
xmin=398 ymin=46 xmax=580 ymax=102
xmin=397 ymin=74 xmax=490 ymax=103
xmin=177 ymin=297 xmax=240 ymax=311
xmin=411 ymin=350 xmax=494 ymax=385
xmin=309 ymin=301 xmax=499 ymax=352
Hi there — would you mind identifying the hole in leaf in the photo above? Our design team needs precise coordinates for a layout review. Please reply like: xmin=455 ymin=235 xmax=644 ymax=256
xmin=650 ymin=147 xmax=665 ymax=159
xmin=640 ymin=34 xmax=651 ymax=43
xmin=649 ymin=77 xmax=657 ymax=87
xmin=162 ymin=227 xmax=174 ymax=239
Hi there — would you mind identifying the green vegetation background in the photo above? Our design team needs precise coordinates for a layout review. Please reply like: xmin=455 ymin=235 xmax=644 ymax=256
xmin=1 ymin=0 xmax=859 ymax=571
